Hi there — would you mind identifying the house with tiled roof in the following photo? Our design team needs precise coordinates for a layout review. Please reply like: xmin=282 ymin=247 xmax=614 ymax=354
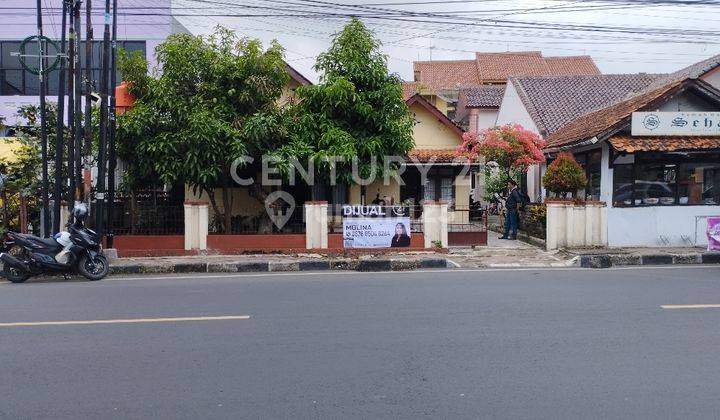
xmin=535 ymin=66 xmax=720 ymax=247
xmin=349 ymin=93 xmax=479 ymax=226
xmin=412 ymin=51 xmax=601 ymax=134
xmin=493 ymin=73 xmax=664 ymax=202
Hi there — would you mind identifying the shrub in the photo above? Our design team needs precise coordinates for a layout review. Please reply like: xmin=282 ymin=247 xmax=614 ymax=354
xmin=542 ymin=152 xmax=587 ymax=197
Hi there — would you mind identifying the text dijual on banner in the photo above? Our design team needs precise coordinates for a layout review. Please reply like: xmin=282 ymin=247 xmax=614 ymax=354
xmin=343 ymin=217 xmax=411 ymax=248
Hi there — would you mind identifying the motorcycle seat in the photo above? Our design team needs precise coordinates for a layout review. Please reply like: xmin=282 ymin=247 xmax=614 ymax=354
xmin=17 ymin=234 xmax=61 ymax=249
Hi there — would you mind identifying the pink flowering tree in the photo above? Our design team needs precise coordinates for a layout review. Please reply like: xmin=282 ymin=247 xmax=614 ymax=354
xmin=456 ymin=124 xmax=546 ymax=200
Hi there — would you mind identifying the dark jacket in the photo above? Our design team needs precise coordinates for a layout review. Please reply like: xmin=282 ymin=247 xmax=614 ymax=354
xmin=506 ymin=187 xmax=521 ymax=210
xmin=391 ymin=234 xmax=411 ymax=247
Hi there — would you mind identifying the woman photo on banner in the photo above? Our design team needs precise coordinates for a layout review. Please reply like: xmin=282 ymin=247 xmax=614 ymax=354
xmin=391 ymin=222 xmax=411 ymax=248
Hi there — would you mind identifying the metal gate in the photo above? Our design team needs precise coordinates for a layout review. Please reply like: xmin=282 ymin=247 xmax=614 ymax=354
xmin=448 ymin=205 xmax=488 ymax=246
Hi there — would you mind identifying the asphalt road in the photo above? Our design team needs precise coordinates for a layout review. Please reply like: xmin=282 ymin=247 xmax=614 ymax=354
xmin=1 ymin=266 xmax=720 ymax=419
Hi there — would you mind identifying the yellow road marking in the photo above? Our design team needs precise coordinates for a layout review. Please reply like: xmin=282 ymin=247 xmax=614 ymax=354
xmin=661 ymin=304 xmax=720 ymax=310
xmin=0 ymin=315 xmax=250 ymax=328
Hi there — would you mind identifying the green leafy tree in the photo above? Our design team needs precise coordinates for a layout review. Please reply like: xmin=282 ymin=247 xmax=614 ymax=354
xmin=273 ymin=18 xmax=414 ymax=188
xmin=117 ymin=27 xmax=290 ymax=233
xmin=542 ymin=152 xmax=587 ymax=197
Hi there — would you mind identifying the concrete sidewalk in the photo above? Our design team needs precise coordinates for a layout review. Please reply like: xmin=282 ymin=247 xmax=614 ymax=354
xmin=447 ymin=235 xmax=575 ymax=268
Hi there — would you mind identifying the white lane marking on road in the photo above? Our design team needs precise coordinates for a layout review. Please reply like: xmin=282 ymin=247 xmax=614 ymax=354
xmin=661 ymin=304 xmax=720 ymax=310
xmin=0 ymin=315 xmax=251 ymax=327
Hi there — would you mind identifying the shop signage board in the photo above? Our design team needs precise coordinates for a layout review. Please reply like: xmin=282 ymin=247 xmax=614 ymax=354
xmin=631 ymin=112 xmax=720 ymax=136
xmin=708 ymin=217 xmax=720 ymax=252
xmin=342 ymin=205 xmax=411 ymax=248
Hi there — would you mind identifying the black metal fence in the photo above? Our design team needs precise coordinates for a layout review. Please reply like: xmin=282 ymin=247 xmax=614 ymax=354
xmin=105 ymin=191 xmax=185 ymax=235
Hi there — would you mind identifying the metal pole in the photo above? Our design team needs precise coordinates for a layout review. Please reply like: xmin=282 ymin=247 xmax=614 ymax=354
xmin=73 ymin=1 xmax=82 ymax=204
xmin=53 ymin=0 xmax=68 ymax=234
xmin=67 ymin=0 xmax=76 ymax=211
xmin=37 ymin=0 xmax=50 ymax=238
xmin=96 ymin=0 xmax=110 ymax=235
xmin=107 ymin=0 xmax=118 ymax=248
xmin=83 ymin=0 xmax=93 ymax=204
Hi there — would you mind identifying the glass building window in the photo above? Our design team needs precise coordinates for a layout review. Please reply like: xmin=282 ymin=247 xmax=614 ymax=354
xmin=0 ymin=40 xmax=146 ymax=96
xmin=612 ymin=152 xmax=720 ymax=207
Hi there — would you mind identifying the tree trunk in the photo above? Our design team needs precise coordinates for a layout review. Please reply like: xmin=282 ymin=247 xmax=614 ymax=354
xmin=204 ymin=188 xmax=222 ymax=234
xmin=130 ymin=191 xmax=137 ymax=235
xmin=221 ymin=175 xmax=232 ymax=235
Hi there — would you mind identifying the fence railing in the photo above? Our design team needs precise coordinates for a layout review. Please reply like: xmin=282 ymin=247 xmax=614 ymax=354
xmin=109 ymin=201 xmax=185 ymax=235
xmin=447 ymin=204 xmax=488 ymax=232
xmin=210 ymin=205 xmax=306 ymax=235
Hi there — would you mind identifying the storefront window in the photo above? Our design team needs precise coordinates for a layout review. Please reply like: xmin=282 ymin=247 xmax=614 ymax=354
xmin=574 ymin=150 xmax=602 ymax=200
xmin=678 ymin=163 xmax=720 ymax=205
xmin=612 ymin=152 xmax=720 ymax=206
xmin=634 ymin=163 xmax=676 ymax=205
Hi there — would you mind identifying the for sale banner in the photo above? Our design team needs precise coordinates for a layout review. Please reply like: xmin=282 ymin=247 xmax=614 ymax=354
xmin=708 ymin=217 xmax=720 ymax=252
xmin=343 ymin=217 xmax=411 ymax=248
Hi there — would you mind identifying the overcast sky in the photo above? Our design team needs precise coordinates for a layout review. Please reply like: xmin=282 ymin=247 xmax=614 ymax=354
xmin=172 ymin=0 xmax=720 ymax=82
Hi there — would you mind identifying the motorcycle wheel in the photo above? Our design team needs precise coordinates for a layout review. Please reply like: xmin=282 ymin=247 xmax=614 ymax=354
xmin=78 ymin=254 xmax=109 ymax=281
xmin=3 ymin=264 xmax=30 ymax=283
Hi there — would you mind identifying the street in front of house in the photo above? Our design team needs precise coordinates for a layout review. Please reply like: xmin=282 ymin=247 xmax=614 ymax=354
xmin=2 ymin=266 xmax=720 ymax=419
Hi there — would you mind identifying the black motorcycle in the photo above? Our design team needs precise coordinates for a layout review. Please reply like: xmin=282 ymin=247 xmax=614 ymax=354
xmin=0 ymin=205 xmax=109 ymax=283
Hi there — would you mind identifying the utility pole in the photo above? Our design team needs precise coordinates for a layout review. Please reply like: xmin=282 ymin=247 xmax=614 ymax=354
xmin=67 ymin=0 xmax=76 ymax=211
xmin=53 ymin=0 xmax=69 ymax=234
xmin=107 ymin=0 xmax=118 ymax=248
xmin=83 ymin=0 xmax=93 ymax=204
xmin=96 ymin=0 xmax=111 ymax=235
xmin=73 ymin=1 xmax=83 ymax=204
xmin=37 ymin=0 xmax=50 ymax=238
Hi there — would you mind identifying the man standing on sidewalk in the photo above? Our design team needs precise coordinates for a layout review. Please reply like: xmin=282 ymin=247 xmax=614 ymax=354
xmin=500 ymin=180 xmax=521 ymax=240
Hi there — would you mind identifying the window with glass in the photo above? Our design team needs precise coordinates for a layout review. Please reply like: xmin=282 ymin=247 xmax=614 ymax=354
xmin=574 ymin=149 xmax=602 ymax=200
xmin=612 ymin=152 xmax=720 ymax=206
xmin=0 ymin=40 xmax=146 ymax=96
xmin=422 ymin=168 xmax=456 ymax=207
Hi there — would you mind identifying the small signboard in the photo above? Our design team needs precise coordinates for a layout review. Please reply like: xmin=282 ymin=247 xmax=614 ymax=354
xmin=708 ymin=217 xmax=720 ymax=252
xmin=631 ymin=112 xmax=720 ymax=136
xmin=342 ymin=205 xmax=411 ymax=249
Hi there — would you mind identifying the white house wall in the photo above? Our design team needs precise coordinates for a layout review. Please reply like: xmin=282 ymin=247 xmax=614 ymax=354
xmin=475 ymin=109 xmax=499 ymax=131
xmin=608 ymin=206 xmax=718 ymax=247
xmin=495 ymin=83 xmax=540 ymax=133
xmin=495 ymin=83 xmax=543 ymax=202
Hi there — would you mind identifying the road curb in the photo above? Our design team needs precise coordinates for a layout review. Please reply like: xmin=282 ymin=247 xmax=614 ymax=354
xmin=578 ymin=252 xmax=720 ymax=269
xmin=109 ymin=257 xmax=453 ymax=275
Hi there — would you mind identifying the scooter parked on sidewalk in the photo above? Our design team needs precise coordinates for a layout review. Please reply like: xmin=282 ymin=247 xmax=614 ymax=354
xmin=0 ymin=204 xmax=109 ymax=283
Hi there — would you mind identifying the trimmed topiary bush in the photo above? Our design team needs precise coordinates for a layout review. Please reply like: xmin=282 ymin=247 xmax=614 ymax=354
xmin=542 ymin=152 xmax=587 ymax=197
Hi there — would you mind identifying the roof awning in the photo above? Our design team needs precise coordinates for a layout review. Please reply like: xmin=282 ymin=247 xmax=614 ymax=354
xmin=405 ymin=149 xmax=481 ymax=165
xmin=609 ymin=135 xmax=720 ymax=153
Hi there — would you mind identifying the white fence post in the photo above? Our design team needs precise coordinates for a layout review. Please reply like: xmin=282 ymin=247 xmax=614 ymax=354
xmin=546 ymin=201 xmax=607 ymax=250
xmin=305 ymin=201 xmax=328 ymax=249
xmin=184 ymin=202 xmax=208 ymax=251
xmin=422 ymin=201 xmax=448 ymax=248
